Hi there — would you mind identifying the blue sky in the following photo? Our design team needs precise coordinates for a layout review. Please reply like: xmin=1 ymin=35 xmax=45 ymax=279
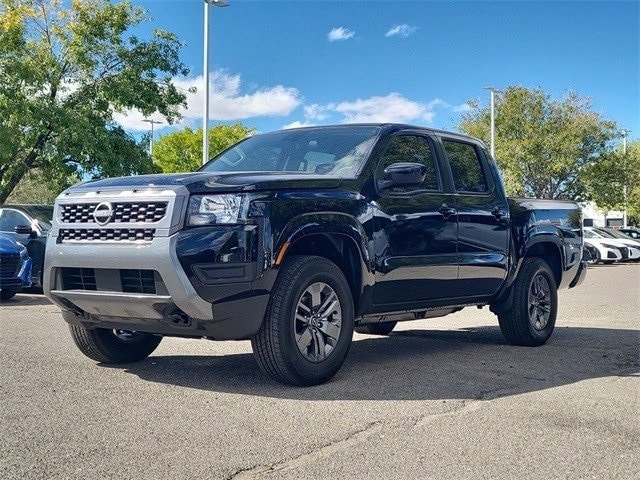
xmin=118 ymin=0 xmax=639 ymax=142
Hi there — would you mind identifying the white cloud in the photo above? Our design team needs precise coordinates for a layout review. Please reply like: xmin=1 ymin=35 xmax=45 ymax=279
xmin=176 ymin=72 xmax=301 ymax=121
xmin=333 ymin=93 xmax=435 ymax=123
xmin=112 ymin=109 xmax=169 ymax=132
xmin=385 ymin=24 xmax=418 ymax=38
xmin=282 ymin=120 xmax=315 ymax=130
xmin=303 ymin=103 xmax=333 ymax=121
xmin=285 ymin=94 xmax=467 ymax=128
xmin=328 ymin=27 xmax=355 ymax=42
xmin=452 ymin=102 xmax=472 ymax=113
xmin=112 ymin=70 xmax=302 ymax=131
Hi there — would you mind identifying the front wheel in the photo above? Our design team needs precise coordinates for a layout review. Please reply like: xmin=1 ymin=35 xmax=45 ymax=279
xmin=251 ymin=255 xmax=354 ymax=386
xmin=69 ymin=325 xmax=162 ymax=364
xmin=497 ymin=257 xmax=557 ymax=347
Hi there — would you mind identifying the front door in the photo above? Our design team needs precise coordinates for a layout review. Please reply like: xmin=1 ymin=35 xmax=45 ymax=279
xmin=372 ymin=133 xmax=458 ymax=308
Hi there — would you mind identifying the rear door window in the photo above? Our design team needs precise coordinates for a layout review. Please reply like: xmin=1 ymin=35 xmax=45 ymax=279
xmin=442 ymin=140 xmax=489 ymax=193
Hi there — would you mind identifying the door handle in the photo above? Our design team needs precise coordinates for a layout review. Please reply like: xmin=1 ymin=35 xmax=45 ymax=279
xmin=492 ymin=207 xmax=507 ymax=219
xmin=439 ymin=204 xmax=457 ymax=218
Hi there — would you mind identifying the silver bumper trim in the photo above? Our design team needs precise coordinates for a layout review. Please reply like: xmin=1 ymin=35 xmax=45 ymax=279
xmin=44 ymin=235 xmax=213 ymax=320
xmin=50 ymin=290 xmax=172 ymax=319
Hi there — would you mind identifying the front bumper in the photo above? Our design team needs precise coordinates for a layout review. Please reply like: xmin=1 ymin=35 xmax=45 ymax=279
xmin=44 ymin=230 xmax=274 ymax=340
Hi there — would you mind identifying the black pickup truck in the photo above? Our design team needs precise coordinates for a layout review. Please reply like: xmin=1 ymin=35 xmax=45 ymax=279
xmin=44 ymin=124 xmax=586 ymax=386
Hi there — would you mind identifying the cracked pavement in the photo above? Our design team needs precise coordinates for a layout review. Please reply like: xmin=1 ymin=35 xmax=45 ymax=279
xmin=1 ymin=264 xmax=638 ymax=479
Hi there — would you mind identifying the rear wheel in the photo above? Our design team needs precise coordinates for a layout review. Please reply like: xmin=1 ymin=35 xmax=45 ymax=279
xmin=69 ymin=325 xmax=162 ymax=363
xmin=355 ymin=321 xmax=397 ymax=336
xmin=251 ymin=255 xmax=354 ymax=386
xmin=497 ymin=257 xmax=557 ymax=347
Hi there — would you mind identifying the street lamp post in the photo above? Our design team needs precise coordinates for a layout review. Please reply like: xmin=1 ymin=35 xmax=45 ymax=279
xmin=203 ymin=0 xmax=229 ymax=165
xmin=483 ymin=86 xmax=501 ymax=158
xmin=142 ymin=119 xmax=163 ymax=157
xmin=621 ymin=128 xmax=631 ymax=228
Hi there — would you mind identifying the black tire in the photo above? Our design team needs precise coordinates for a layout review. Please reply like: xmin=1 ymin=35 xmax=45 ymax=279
xmin=251 ymin=255 xmax=354 ymax=386
xmin=497 ymin=257 xmax=557 ymax=347
xmin=355 ymin=321 xmax=397 ymax=336
xmin=69 ymin=325 xmax=162 ymax=364
xmin=0 ymin=289 xmax=17 ymax=301
xmin=602 ymin=260 xmax=616 ymax=265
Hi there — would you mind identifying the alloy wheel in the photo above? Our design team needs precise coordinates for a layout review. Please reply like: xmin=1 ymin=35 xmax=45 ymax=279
xmin=294 ymin=282 xmax=342 ymax=362
xmin=528 ymin=274 xmax=551 ymax=331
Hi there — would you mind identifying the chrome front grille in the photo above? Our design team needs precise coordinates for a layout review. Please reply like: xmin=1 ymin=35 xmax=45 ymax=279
xmin=59 ymin=202 xmax=168 ymax=224
xmin=54 ymin=187 xmax=183 ymax=243
xmin=59 ymin=228 xmax=156 ymax=243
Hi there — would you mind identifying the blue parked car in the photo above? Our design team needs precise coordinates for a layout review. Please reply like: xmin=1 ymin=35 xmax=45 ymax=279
xmin=0 ymin=233 xmax=32 ymax=300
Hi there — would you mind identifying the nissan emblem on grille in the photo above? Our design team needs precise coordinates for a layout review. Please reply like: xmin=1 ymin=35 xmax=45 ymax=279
xmin=92 ymin=202 xmax=114 ymax=226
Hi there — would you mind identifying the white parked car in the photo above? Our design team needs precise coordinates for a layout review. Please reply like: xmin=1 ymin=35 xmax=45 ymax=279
xmin=583 ymin=238 xmax=623 ymax=264
xmin=584 ymin=228 xmax=640 ymax=262
xmin=595 ymin=228 xmax=640 ymax=262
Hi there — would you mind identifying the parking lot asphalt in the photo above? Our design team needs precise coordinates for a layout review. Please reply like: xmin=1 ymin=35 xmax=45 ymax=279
xmin=1 ymin=264 xmax=638 ymax=479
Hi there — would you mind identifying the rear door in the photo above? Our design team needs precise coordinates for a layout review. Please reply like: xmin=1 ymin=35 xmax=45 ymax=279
xmin=439 ymin=137 xmax=510 ymax=298
xmin=372 ymin=132 xmax=458 ymax=307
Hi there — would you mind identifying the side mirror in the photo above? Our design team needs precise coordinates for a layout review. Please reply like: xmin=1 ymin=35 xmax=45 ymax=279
xmin=15 ymin=225 xmax=37 ymax=238
xmin=378 ymin=162 xmax=427 ymax=190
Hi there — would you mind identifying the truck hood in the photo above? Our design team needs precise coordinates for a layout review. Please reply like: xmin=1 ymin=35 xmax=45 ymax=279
xmin=68 ymin=172 xmax=343 ymax=194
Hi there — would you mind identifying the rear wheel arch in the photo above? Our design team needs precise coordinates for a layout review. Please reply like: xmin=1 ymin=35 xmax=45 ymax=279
xmin=524 ymin=240 xmax=563 ymax=286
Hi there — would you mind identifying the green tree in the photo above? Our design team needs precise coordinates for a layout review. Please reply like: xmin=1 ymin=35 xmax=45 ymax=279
xmin=0 ymin=0 xmax=189 ymax=202
xmin=459 ymin=86 xmax=617 ymax=199
xmin=154 ymin=124 xmax=255 ymax=173
xmin=584 ymin=140 xmax=640 ymax=225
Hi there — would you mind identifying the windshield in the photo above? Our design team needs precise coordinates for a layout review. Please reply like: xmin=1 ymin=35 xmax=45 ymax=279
xmin=200 ymin=126 xmax=381 ymax=177
xmin=583 ymin=230 xmax=599 ymax=239
xmin=594 ymin=228 xmax=616 ymax=238
xmin=602 ymin=229 xmax=631 ymax=239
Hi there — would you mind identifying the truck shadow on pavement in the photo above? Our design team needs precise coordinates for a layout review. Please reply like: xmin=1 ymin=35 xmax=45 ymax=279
xmin=118 ymin=325 xmax=639 ymax=401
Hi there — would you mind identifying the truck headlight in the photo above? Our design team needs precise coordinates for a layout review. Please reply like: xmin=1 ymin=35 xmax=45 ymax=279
xmin=187 ymin=195 xmax=246 ymax=226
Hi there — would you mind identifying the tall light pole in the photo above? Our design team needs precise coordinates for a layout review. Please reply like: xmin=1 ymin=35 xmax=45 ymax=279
xmin=621 ymin=128 xmax=631 ymax=228
xmin=142 ymin=119 xmax=163 ymax=157
xmin=483 ymin=86 xmax=501 ymax=158
xmin=203 ymin=0 xmax=229 ymax=165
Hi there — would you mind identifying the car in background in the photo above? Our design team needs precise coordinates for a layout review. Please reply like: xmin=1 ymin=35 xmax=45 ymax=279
xmin=592 ymin=227 xmax=640 ymax=262
xmin=619 ymin=227 xmax=640 ymax=240
xmin=583 ymin=238 xmax=623 ymax=264
xmin=583 ymin=228 xmax=638 ymax=263
xmin=0 ymin=233 xmax=32 ymax=300
xmin=599 ymin=227 xmax=640 ymax=244
xmin=582 ymin=242 xmax=599 ymax=264
xmin=0 ymin=204 xmax=53 ymax=287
